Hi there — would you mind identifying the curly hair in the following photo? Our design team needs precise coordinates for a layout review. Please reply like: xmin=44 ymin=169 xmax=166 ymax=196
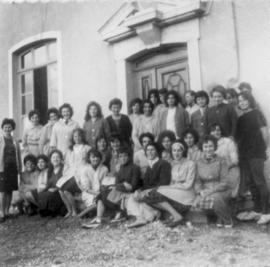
xmin=28 ymin=110 xmax=40 ymax=120
xmin=59 ymin=103 xmax=74 ymax=118
xmin=171 ymin=139 xmax=188 ymax=158
xmin=128 ymin=98 xmax=142 ymax=115
xmin=1 ymin=118 xmax=16 ymax=130
xmin=165 ymin=90 xmax=182 ymax=106
xmin=84 ymin=101 xmax=103 ymax=121
xmin=211 ymin=85 xmax=226 ymax=99
xmin=108 ymin=98 xmax=122 ymax=110
xmin=182 ymin=128 xmax=199 ymax=145
xmin=69 ymin=128 xmax=87 ymax=150
xmin=195 ymin=90 xmax=209 ymax=105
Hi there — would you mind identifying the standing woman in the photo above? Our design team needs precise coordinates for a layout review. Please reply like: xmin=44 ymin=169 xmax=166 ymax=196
xmin=22 ymin=110 xmax=43 ymax=157
xmin=226 ymin=88 xmax=242 ymax=117
xmin=38 ymin=150 xmax=65 ymax=217
xmin=157 ymin=130 xmax=176 ymax=163
xmin=159 ymin=90 xmax=189 ymax=139
xmin=132 ymin=100 xmax=159 ymax=151
xmin=50 ymin=103 xmax=80 ymax=155
xmin=236 ymin=92 xmax=270 ymax=224
xmin=206 ymin=85 xmax=237 ymax=138
xmin=83 ymin=101 xmax=110 ymax=148
xmin=0 ymin=119 xmax=21 ymax=222
xmin=106 ymin=98 xmax=132 ymax=148
xmin=39 ymin=108 xmax=60 ymax=156
xmin=148 ymin=89 xmax=163 ymax=120
xmin=128 ymin=98 xmax=142 ymax=126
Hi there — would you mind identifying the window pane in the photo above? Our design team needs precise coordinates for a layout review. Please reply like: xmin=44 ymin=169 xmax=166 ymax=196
xmin=21 ymin=75 xmax=25 ymax=94
xmin=25 ymin=71 xmax=33 ymax=93
xmin=22 ymin=94 xmax=33 ymax=115
xmin=48 ymin=42 xmax=57 ymax=61
xmin=21 ymin=95 xmax=25 ymax=115
xmin=21 ymin=51 xmax=32 ymax=69
xmin=47 ymin=63 xmax=58 ymax=107
xmin=34 ymin=45 xmax=47 ymax=66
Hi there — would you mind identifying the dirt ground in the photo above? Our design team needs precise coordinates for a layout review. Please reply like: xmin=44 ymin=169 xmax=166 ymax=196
xmin=1 ymin=215 xmax=270 ymax=267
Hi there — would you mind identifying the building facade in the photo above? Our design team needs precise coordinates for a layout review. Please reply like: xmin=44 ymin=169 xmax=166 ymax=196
xmin=0 ymin=0 xmax=270 ymax=137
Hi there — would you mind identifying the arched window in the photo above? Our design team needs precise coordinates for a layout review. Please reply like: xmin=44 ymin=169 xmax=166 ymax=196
xmin=16 ymin=40 xmax=58 ymax=132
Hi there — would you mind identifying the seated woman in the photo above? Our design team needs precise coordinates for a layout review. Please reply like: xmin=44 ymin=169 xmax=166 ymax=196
xmin=125 ymin=143 xmax=171 ymax=227
xmin=108 ymin=133 xmax=122 ymax=175
xmin=96 ymin=135 xmax=111 ymax=170
xmin=134 ymin=132 xmax=155 ymax=179
xmin=157 ymin=130 xmax=176 ymax=163
xmin=140 ymin=140 xmax=196 ymax=227
xmin=182 ymin=128 xmax=203 ymax=162
xmin=209 ymin=123 xmax=240 ymax=198
xmin=132 ymin=99 xmax=159 ymax=152
xmin=88 ymin=147 xmax=141 ymax=225
xmin=38 ymin=150 xmax=65 ymax=217
xmin=57 ymin=128 xmax=91 ymax=217
xmin=194 ymin=135 xmax=233 ymax=228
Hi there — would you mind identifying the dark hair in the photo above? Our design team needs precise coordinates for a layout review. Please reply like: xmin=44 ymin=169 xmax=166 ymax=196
xmin=238 ymin=82 xmax=252 ymax=92
xmin=84 ymin=101 xmax=103 ymax=121
xmin=118 ymin=146 xmax=132 ymax=157
xmin=109 ymin=133 xmax=122 ymax=143
xmin=36 ymin=154 xmax=49 ymax=170
xmin=145 ymin=142 xmax=160 ymax=157
xmin=139 ymin=132 xmax=155 ymax=146
xmin=23 ymin=154 xmax=37 ymax=166
xmin=95 ymin=135 xmax=108 ymax=150
xmin=165 ymin=90 xmax=181 ymax=106
xmin=1 ymin=118 xmax=16 ymax=130
xmin=200 ymin=135 xmax=218 ymax=151
xmin=159 ymin=88 xmax=168 ymax=95
xmin=158 ymin=130 xmax=176 ymax=146
xmin=28 ymin=110 xmax=40 ymax=120
xmin=226 ymin=88 xmax=238 ymax=99
xmin=171 ymin=139 xmax=188 ymax=158
xmin=109 ymin=98 xmax=122 ymax=110
xmin=69 ymin=128 xmax=87 ymax=150
xmin=129 ymin=98 xmax=142 ymax=115
xmin=59 ymin=103 xmax=74 ymax=118
xmin=86 ymin=149 xmax=102 ymax=164
xmin=142 ymin=99 xmax=154 ymax=113
xmin=148 ymin=89 xmax=161 ymax=105
xmin=47 ymin=108 xmax=60 ymax=120
xmin=182 ymin=128 xmax=199 ymax=145
xmin=238 ymin=91 xmax=257 ymax=110
xmin=211 ymin=85 xmax=226 ymax=99
xmin=209 ymin=123 xmax=224 ymax=136
xmin=195 ymin=90 xmax=209 ymax=105
xmin=48 ymin=149 xmax=64 ymax=178
xmin=185 ymin=90 xmax=197 ymax=98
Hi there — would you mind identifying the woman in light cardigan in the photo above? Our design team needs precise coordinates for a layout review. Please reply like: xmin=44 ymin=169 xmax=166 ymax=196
xmin=159 ymin=90 xmax=189 ymax=139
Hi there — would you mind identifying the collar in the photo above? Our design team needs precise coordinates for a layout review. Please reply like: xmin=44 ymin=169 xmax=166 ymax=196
xmin=148 ymin=157 xmax=159 ymax=168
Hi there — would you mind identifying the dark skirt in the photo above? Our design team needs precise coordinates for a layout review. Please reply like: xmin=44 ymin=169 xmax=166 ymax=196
xmin=97 ymin=186 xmax=122 ymax=211
xmin=37 ymin=190 xmax=66 ymax=216
xmin=60 ymin=177 xmax=81 ymax=195
xmin=0 ymin=163 xmax=18 ymax=193
xmin=142 ymin=189 xmax=190 ymax=215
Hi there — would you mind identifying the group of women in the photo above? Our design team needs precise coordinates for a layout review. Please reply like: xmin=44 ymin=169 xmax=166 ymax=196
xmin=0 ymin=82 xmax=269 ymax=228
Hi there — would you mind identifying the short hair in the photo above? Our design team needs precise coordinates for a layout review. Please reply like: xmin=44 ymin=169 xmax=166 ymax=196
xmin=195 ymin=90 xmax=209 ymax=105
xmin=209 ymin=123 xmax=225 ymax=136
xmin=95 ymin=135 xmax=108 ymax=149
xmin=37 ymin=154 xmax=49 ymax=164
xmin=59 ymin=103 xmax=74 ymax=118
xmin=226 ymin=88 xmax=238 ymax=99
xmin=49 ymin=149 xmax=64 ymax=161
xmin=159 ymin=88 xmax=168 ymax=95
xmin=185 ymin=90 xmax=197 ymax=98
xmin=148 ymin=89 xmax=161 ymax=104
xmin=1 ymin=118 xmax=16 ymax=130
xmin=238 ymin=91 xmax=257 ymax=109
xmin=84 ymin=101 xmax=103 ymax=121
xmin=158 ymin=130 xmax=176 ymax=145
xmin=211 ymin=85 xmax=227 ymax=99
xmin=69 ymin=128 xmax=87 ymax=150
xmin=109 ymin=133 xmax=122 ymax=143
xmin=129 ymin=98 xmax=142 ymax=114
xmin=165 ymin=90 xmax=181 ymax=106
xmin=139 ymin=132 xmax=155 ymax=146
xmin=200 ymin=135 xmax=218 ymax=151
xmin=87 ymin=149 xmax=102 ymax=163
xmin=118 ymin=146 xmax=132 ymax=157
xmin=145 ymin=142 xmax=160 ymax=156
xmin=23 ymin=154 xmax=37 ymax=166
xmin=47 ymin=107 xmax=60 ymax=120
xmin=182 ymin=128 xmax=199 ymax=145
xmin=109 ymin=98 xmax=122 ymax=110
xmin=239 ymin=82 xmax=252 ymax=92
xmin=142 ymin=99 xmax=154 ymax=112
xmin=171 ymin=139 xmax=188 ymax=158
xmin=28 ymin=110 xmax=40 ymax=120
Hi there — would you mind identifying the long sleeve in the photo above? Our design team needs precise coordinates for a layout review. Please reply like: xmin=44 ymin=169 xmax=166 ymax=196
xmin=227 ymin=139 xmax=238 ymax=165
xmin=159 ymin=161 xmax=171 ymax=186
xmin=172 ymin=161 xmax=195 ymax=190
xmin=132 ymin=119 xmax=141 ymax=150
xmin=50 ymin=124 xmax=57 ymax=148
xmin=228 ymin=105 xmax=238 ymax=137
xmin=194 ymin=164 xmax=203 ymax=194
xmin=213 ymin=158 xmax=230 ymax=193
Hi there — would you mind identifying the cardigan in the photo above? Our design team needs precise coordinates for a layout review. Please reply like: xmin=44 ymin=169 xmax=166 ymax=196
xmin=142 ymin=159 xmax=171 ymax=190
xmin=190 ymin=108 xmax=208 ymax=139
xmin=106 ymin=114 xmax=132 ymax=145
xmin=159 ymin=106 xmax=189 ymax=139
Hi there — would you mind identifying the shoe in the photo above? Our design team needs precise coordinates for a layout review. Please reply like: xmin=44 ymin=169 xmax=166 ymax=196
xmin=216 ymin=218 xmax=223 ymax=228
xmin=166 ymin=219 xmax=185 ymax=228
xmin=224 ymin=219 xmax=234 ymax=228
xmin=257 ymin=214 xmax=270 ymax=225
xmin=81 ymin=222 xmax=101 ymax=229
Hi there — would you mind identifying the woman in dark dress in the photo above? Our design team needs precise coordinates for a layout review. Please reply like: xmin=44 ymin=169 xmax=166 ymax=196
xmin=236 ymin=92 xmax=270 ymax=224
xmin=38 ymin=150 xmax=65 ymax=217
xmin=0 ymin=119 xmax=21 ymax=222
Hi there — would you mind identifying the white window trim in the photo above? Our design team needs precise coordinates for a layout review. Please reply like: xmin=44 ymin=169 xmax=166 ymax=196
xmin=8 ymin=31 xmax=63 ymax=118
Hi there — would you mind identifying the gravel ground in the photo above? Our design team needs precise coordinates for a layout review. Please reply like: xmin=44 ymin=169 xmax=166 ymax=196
xmin=1 ymin=215 xmax=270 ymax=267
